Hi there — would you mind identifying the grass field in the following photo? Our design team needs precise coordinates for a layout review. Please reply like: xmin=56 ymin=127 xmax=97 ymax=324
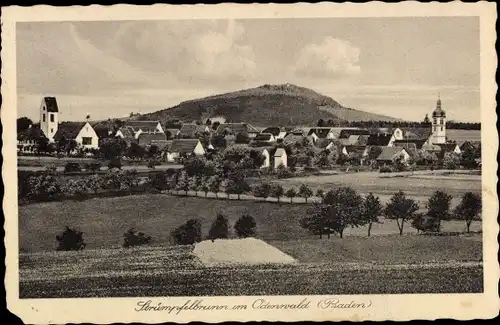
xmin=273 ymin=171 xmax=481 ymax=197
xmin=19 ymin=242 xmax=483 ymax=298
xmin=19 ymin=194 xmax=482 ymax=253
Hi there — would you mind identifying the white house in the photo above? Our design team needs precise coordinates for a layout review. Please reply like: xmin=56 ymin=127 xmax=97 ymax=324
xmin=273 ymin=148 xmax=287 ymax=168
xmin=54 ymin=121 xmax=100 ymax=150
xmin=166 ymin=139 xmax=206 ymax=162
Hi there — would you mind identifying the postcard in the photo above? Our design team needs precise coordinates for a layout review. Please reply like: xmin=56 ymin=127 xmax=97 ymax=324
xmin=2 ymin=2 xmax=498 ymax=324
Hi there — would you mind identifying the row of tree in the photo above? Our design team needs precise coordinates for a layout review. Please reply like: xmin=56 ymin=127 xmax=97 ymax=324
xmin=316 ymin=118 xmax=481 ymax=130
xmin=300 ymin=188 xmax=481 ymax=238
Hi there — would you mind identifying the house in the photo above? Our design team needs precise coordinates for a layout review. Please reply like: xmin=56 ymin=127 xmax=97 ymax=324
xmin=283 ymin=133 xmax=308 ymax=145
xmin=17 ymin=125 xmax=45 ymax=153
xmin=366 ymin=133 xmax=395 ymax=147
xmin=315 ymin=138 xmax=337 ymax=151
xmin=437 ymin=143 xmax=462 ymax=155
xmin=124 ymin=120 xmax=164 ymax=138
xmin=341 ymin=145 xmax=367 ymax=162
xmin=165 ymin=128 xmax=181 ymax=139
xmin=166 ymin=139 xmax=205 ymax=162
xmin=178 ymin=123 xmax=210 ymax=139
xmin=392 ymin=142 xmax=418 ymax=159
xmin=53 ymin=121 xmax=100 ymax=149
xmin=392 ymin=139 xmax=428 ymax=150
xmin=338 ymin=129 xmax=370 ymax=139
xmin=376 ymin=147 xmax=410 ymax=164
xmin=115 ymin=126 xmax=136 ymax=143
xmin=215 ymin=123 xmax=260 ymax=138
xmin=307 ymin=127 xmax=336 ymax=142
xmin=253 ymin=133 xmax=276 ymax=143
xmin=393 ymin=127 xmax=432 ymax=141
xmin=261 ymin=127 xmax=287 ymax=139
xmin=137 ymin=133 xmax=171 ymax=150
xmin=274 ymin=148 xmax=288 ymax=168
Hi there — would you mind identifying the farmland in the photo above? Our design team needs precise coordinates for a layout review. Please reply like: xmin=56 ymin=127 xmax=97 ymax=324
xmin=273 ymin=171 xmax=481 ymax=197
xmin=19 ymin=194 xmax=482 ymax=253
xmin=20 ymin=241 xmax=483 ymax=298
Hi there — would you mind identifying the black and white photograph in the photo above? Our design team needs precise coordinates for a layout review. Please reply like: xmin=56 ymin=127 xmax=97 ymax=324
xmin=3 ymin=2 xmax=498 ymax=324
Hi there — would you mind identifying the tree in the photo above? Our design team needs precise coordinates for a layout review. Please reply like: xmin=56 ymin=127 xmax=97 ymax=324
xmin=100 ymin=138 xmax=127 ymax=160
xmin=361 ymin=193 xmax=383 ymax=236
xmin=207 ymin=175 xmax=221 ymax=198
xmin=235 ymin=132 xmax=250 ymax=144
xmin=223 ymin=173 xmax=249 ymax=200
xmin=322 ymin=187 xmax=364 ymax=238
xmin=460 ymin=142 xmax=478 ymax=169
xmin=298 ymin=184 xmax=313 ymax=203
xmin=65 ymin=139 xmax=78 ymax=156
xmin=427 ymin=190 xmax=453 ymax=232
xmin=17 ymin=117 xmax=33 ymax=132
xmin=317 ymin=119 xmax=325 ymax=127
xmin=199 ymin=176 xmax=210 ymax=197
xmin=56 ymin=226 xmax=86 ymax=251
xmin=127 ymin=142 xmax=146 ymax=160
xmin=300 ymin=204 xmax=334 ymax=239
xmin=384 ymin=191 xmax=419 ymax=236
xmin=423 ymin=114 xmax=430 ymax=124
xmin=123 ymin=228 xmax=152 ymax=248
xmin=175 ymin=171 xmax=190 ymax=195
xmin=442 ymin=152 xmax=460 ymax=170
xmin=170 ymin=219 xmax=202 ymax=245
xmin=183 ymin=155 xmax=208 ymax=176
xmin=252 ymin=182 xmax=271 ymax=200
xmin=234 ymin=214 xmax=257 ymax=238
xmin=270 ymin=184 xmax=284 ymax=202
xmin=285 ymin=187 xmax=297 ymax=203
xmin=454 ymin=192 xmax=481 ymax=233
xmin=36 ymin=136 xmax=50 ymax=154
xmin=316 ymin=189 xmax=325 ymax=203
xmin=148 ymin=145 xmax=159 ymax=158
xmin=208 ymin=214 xmax=229 ymax=240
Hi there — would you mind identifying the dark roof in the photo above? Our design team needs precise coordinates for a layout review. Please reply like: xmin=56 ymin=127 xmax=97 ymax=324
xmin=338 ymin=129 xmax=370 ymax=139
xmin=364 ymin=146 xmax=384 ymax=160
xmin=138 ymin=133 xmax=168 ymax=146
xmin=92 ymin=122 xmax=112 ymax=139
xmin=125 ymin=120 xmax=161 ymax=132
xmin=436 ymin=143 xmax=460 ymax=152
xmin=344 ymin=145 xmax=366 ymax=155
xmin=53 ymin=122 xmax=86 ymax=141
xmin=253 ymin=133 xmax=274 ymax=142
xmin=43 ymin=97 xmax=59 ymax=112
xmin=216 ymin=123 xmax=259 ymax=135
xmin=308 ymin=127 xmax=334 ymax=138
xmin=376 ymin=147 xmax=407 ymax=161
xmin=117 ymin=126 xmax=135 ymax=139
xmin=261 ymin=127 xmax=283 ymax=137
xmin=179 ymin=124 xmax=209 ymax=138
xmin=315 ymin=138 xmax=336 ymax=149
xmin=17 ymin=126 xmax=45 ymax=141
xmin=393 ymin=142 xmax=418 ymax=157
xmin=367 ymin=134 xmax=393 ymax=146
xmin=400 ymin=127 xmax=432 ymax=140
xmin=393 ymin=139 xmax=427 ymax=149
xmin=169 ymin=139 xmax=202 ymax=154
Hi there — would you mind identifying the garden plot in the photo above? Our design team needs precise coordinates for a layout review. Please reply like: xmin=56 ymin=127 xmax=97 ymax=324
xmin=193 ymin=238 xmax=297 ymax=267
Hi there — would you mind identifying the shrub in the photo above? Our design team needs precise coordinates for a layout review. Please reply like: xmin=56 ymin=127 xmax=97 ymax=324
xmin=27 ymin=174 xmax=61 ymax=201
xmin=411 ymin=213 xmax=440 ymax=233
xmin=379 ymin=165 xmax=393 ymax=173
xmin=252 ymin=182 xmax=271 ymax=199
xmin=62 ymin=178 xmax=91 ymax=200
xmin=234 ymin=214 xmax=257 ymax=238
xmin=108 ymin=157 xmax=122 ymax=169
xmin=85 ymin=162 xmax=102 ymax=172
xmin=208 ymin=214 xmax=229 ymax=240
xmin=56 ymin=226 xmax=86 ymax=251
xmin=170 ymin=219 xmax=202 ymax=245
xmin=275 ymin=164 xmax=293 ymax=178
xmin=123 ymin=228 xmax=152 ymax=248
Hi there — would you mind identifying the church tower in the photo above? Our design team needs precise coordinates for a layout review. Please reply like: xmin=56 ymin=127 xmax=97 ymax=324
xmin=431 ymin=93 xmax=446 ymax=144
xmin=40 ymin=97 xmax=59 ymax=142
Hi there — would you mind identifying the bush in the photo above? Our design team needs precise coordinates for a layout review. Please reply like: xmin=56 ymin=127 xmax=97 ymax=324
xmin=108 ymin=157 xmax=122 ymax=169
xmin=62 ymin=178 xmax=90 ymax=200
xmin=85 ymin=162 xmax=102 ymax=172
xmin=379 ymin=165 xmax=393 ymax=173
xmin=252 ymin=182 xmax=271 ymax=198
xmin=123 ymin=228 xmax=152 ymax=248
xmin=411 ymin=213 xmax=440 ymax=233
xmin=170 ymin=219 xmax=202 ymax=245
xmin=234 ymin=214 xmax=257 ymax=238
xmin=208 ymin=214 xmax=229 ymax=240
xmin=56 ymin=226 xmax=86 ymax=251
xmin=275 ymin=164 xmax=293 ymax=178
xmin=27 ymin=173 xmax=61 ymax=201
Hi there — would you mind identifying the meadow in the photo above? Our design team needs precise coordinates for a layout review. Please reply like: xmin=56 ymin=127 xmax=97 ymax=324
xmin=19 ymin=194 xmax=482 ymax=253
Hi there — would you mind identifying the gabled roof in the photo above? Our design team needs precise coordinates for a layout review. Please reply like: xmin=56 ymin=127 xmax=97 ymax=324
xmin=376 ymin=147 xmax=407 ymax=161
xmin=338 ymin=129 xmax=370 ymax=139
xmin=178 ymin=123 xmax=208 ymax=138
xmin=137 ymin=132 xmax=168 ymax=146
xmin=422 ymin=143 xmax=442 ymax=152
xmin=216 ymin=123 xmax=260 ymax=135
xmin=367 ymin=134 xmax=393 ymax=146
xmin=343 ymin=145 xmax=367 ymax=155
xmin=399 ymin=127 xmax=432 ymax=140
xmin=17 ymin=126 xmax=46 ymax=141
xmin=117 ymin=126 xmax=135 ymax=139
xmin=43 ymin=97 xmax=59 ymax=112
xmin=436 ymin=143 xmax=460 ymax=152
xmin=392 ymin=139 xmax=428 ymax=149
xmin=308 ymin=127 xmax=333 ymax=138
xmin=315 ymin=138 xmax=336 ymax=149
xmin=446 ymin=129 xmax=481 ymax=143
xmin=261 ymin=127 xmax=283 ymax=137
xmin=274 ymin=148 xmax=286 ymax=157
xmin=169 ymin=139 xmax=202 ymax=153
xmin=253 ymin=133 xmax=274 ymax=142
xmin=125 ymin=120 xmax=161 ymax=132
xmin=53 ymin=122 xmax=86 ymax=141
xmin=393 ymin=142 xmax=418 ymax=157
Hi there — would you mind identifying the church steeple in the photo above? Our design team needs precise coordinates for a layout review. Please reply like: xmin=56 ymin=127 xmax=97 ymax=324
xmin=431 ymin=93 xmax=446 ymax=144
xmin=432 ymin=93 xmax=446 ymax=118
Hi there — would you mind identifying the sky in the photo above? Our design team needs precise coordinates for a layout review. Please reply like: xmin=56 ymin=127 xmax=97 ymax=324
xmin=17 ymin=17 xmax=480 ymax=122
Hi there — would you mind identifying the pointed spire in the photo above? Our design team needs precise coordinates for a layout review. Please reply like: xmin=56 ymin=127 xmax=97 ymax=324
xmin=436 ymin=92 xmax=441 ymax=109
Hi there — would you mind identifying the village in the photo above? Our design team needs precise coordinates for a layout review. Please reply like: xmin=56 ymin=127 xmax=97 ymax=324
xmin=17 ymin=95 xmax=481 ymax=172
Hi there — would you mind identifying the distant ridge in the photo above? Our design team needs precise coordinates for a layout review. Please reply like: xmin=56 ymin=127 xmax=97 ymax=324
xmin=135 ymin=83 xmax=398 ymax=126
